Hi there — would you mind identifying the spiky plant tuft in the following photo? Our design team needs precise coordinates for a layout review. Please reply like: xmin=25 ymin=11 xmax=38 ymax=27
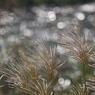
xmin=58 ymin=29 xmax=95 ymax=65
xmin=2 ymin=40 xmax=64 ymax=95
xmin=58 ymin=25 xmax=95 ymax=95
xmin=69 ymin=82 xmax=90 ymax=95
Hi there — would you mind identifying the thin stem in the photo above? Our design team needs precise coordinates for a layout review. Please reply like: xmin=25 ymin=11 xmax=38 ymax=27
xmin=82 ymin=64 xmax=87 ymax=95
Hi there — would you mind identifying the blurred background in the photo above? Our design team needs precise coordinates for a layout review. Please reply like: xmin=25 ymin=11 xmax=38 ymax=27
xmin=0 ymin=0 xmax=95 ymax=95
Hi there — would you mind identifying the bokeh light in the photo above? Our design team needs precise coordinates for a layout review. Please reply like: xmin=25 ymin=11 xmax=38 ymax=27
xmin=75 ymin=12 xmax=85 ymax=20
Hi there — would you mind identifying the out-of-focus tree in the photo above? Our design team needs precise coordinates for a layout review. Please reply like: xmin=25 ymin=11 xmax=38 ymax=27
xmin=0 ymin=0 xmax=94 ymax=9
xmin=54 ymin=0 xmax=83 ymax=5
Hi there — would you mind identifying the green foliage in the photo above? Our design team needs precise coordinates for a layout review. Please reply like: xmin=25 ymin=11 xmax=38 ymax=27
xmin=54 ymin=0 xmax=83 ymax=5
xmin=11 ymin=0 xmax=29 ymax=6
xmin=32 ymin=0 xmax=50 ymax=5
xmin=0 ymin=0 xmax=94 ymax=8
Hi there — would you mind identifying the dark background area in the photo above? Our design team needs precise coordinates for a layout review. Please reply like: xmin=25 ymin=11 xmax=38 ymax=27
xmin=0 ymin=0 xmax=95 ymax=9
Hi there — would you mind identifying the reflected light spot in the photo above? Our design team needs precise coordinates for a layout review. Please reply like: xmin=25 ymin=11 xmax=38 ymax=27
xmin=38 ymin=17 xmax=45 ymax=23
xmin=53 ymin=7 xmax=60 ymax=13
xmin=23 ymin=29 xmax=33 ymax=37
xmin=83 ymin=28 xmax=91 ymax=40
xmin=87 ymin=15 xmax=94 ymax=22
xmin=68 ymin=57 xmax=77 ymax=63
xmin=1 ymin=15 xmax=14 ymax=25
xmin=7 ymin=35 xmax=18 ymax=42
xmin=37 ymin=10 xmax=46 ymax=17
xmin=28 ymin=21 xmax=36 ymax=27
xmin=39 ymin=31 xmax=50 ymax=40
xmin=20 ymin=21 xmax=27 ymax=31
xmin=0 ymin=28 xmax=7 ymax=35
xmin=64 ymin=79 xmax=71 ymax=86
xmin=79 ymin=4 xmax=95 ymax=13
xmin=57 ymin=22 xmax=66 ymax=29
xmin=51 ymin=33 xmax=58 ymax=41
xmin=57 ymin=45 xmax=65 ymax=54
xmin=93 ymin=37 xmax=95 ymax=43
xmin=0 ymin=38 xmax=4 ymax=46
xmin=58 ymin=78 xmax=65 ymax=84
xmin=75 ymin=12 xmax=85 ymax=20
xmin=48 ymin=11 xmax=56 ymax=21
